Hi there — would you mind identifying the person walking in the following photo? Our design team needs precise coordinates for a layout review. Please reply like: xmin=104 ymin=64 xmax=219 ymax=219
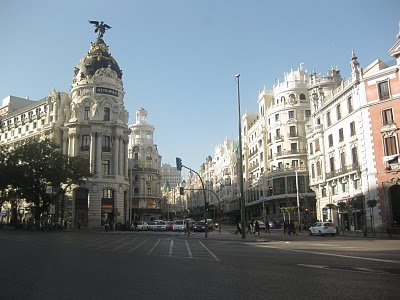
xmin=294 ymin=220 xmax=299 ymax=235
xmin=265 ymin=220 xmax=270 ymax=233
xmin=254 ymin=220 xmax=260 ymax=235
xmin=235 ymin=220 xmax=241 ymax=234
xmin=186 ymin=220 xmax=190 ymax=236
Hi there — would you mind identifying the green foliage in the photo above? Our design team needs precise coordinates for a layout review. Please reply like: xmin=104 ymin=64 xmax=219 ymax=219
xmin=366 ymin=199 xmax=378 ymax=208
xmin=5 ymin=138 xmax=91 ymax=221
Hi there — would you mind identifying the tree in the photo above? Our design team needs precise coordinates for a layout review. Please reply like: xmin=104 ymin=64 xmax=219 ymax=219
xmin=366 ymin=199 xmax=378 ymax=235
xmin=324 ymin=203 xmax=337 ymax=222
xmin=7 ymin=138 xmax=91 ymax=228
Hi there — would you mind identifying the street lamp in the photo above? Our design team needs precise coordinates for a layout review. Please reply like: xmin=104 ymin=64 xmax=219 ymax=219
xmin=235 ymin=74 xmax=246 ymax=239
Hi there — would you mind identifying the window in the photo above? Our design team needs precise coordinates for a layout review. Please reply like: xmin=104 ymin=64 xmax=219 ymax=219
xmin=331 ymin=185 xmax=337 ymax=195
xmin=384 ymin=136 xmax=397 ymax=156
xmin=81 ymin=135 xmax=90 ymax=151
xmin=275 ymin=114 xmax=279 ymax=122
xmin=326 ymin=111 xmax=331 ymax=126
xmin=288 ymin=111 xmax=295 ymax=119
xmin=350 ymin=122 xmax=356 ymax=136
xmin=329 ymin=156 xmax=335 ymax=172
xmin=347 ymin=97 xmax=353 ymax=113
xmin=102 ymin=160 xmax=110 ymax=175
xmin=339 ymin=128 xmax=344 ymax=142
xmin=289 ymin=126 xmax=296 ymax=137
xmin=321 ymin=187 xmax=326 ymax=197
xmin=315 ymin=139 xmax=320 ymax=151
xmin=336 ymin=104 xmax=341 ymax=120
xmin=378 ymin=81 xmax=390 ymax=100
xmin=102 ymin=135 xmax=111 ymax=152
xmin=84 ymin=107 xmax=90 ymax=120
xmin=340 ymin=151 xmax=346 ymax=168
xmin=305 ymin=110 xmax=311 ymax=118
xmin=351 ymin=147 xmax=358 ymax=165
xmin=277 ymin=145 xmax=282 ymax=156
xmin=276 ymin=128 xmax=281 ymax=140
xmin=311 ymin=164 xmax=315 ymax=178
xmin=104 ymin=107 xmax=110 ymax=121
xmin=382 ymin=109 xmax=394 ymax=125
xmin=299 ymin=93 xmax=306 ymax=100
xmin=342 ymin=181 xmax=349 ymax=193
xmin=290 ymin=143 xmax=298 ymax=154
xmin=328 ymin=134 xmax=333 ymax=147
xmin=316 ymin=161 xmax=321 ymax=176
xmin=309 ymin=143 xmax=313 ymax=154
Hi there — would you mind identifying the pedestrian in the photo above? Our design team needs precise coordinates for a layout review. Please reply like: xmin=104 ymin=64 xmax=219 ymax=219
xmin=133 ymin=220 xmax=138 ymax=232
xmin=186 ymin=220 xmax=190 ymax=236
xmin=235 ymin=220 xmax=241 ymax=234
xmin=283 ymin=221 xmax=287 ymax=234
xmin=265 ymin=220 xmax=270 ymax=233
xmin=294 ymin=220 xmax=299 ymax=235
xmin=254 ymin=220 xmax=260 ymax=235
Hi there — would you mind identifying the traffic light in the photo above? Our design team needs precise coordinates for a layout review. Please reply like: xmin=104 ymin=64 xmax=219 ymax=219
xmin=268 ymin=186 xmax=273 ymax=196
xmin=205 ymin=202 xmax=210 ymax=212
xmin=179 ymin=186 xmax=184 ymax=195
xmin=305 ymin=208 xmax=309 ymax=215
xmin=176 ymin=157 xmax=182 ymax=171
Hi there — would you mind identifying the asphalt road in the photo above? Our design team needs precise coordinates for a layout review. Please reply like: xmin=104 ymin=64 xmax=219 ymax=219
xmin=0 ymin=229 xmax=399 ymax=300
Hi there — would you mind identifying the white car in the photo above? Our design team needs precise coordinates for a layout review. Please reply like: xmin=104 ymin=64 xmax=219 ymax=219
xmin=173 ymin=220 xmax=186 ymax=231
xmin=135 ymin=221 xmax=148 ymax=231
xmin=309 ymin=222 xmax=337 ymax=236
xmin=155 ymin=221 xmax=168 ymax=231
xmin=148 ymin=221 xmax=157 ymax=231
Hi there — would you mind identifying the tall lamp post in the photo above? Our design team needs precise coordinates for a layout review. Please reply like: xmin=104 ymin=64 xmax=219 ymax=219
xmin=235 ymin=74 xmax=246 ymax=239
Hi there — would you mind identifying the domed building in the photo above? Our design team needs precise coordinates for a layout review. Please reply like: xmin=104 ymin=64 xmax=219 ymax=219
xmin=0 ymin=23 xmax=131 ymax=228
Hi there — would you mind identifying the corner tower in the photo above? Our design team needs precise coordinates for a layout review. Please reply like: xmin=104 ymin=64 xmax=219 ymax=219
xmin=65 ymin=21 xmax=131 ymax=228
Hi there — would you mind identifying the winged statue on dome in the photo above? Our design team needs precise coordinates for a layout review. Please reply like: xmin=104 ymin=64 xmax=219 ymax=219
xmin=88 ymin=20 xmax=111 ymax=39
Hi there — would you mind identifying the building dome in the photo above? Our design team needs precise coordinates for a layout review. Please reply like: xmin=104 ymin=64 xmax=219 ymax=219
xmin=73 ymin=38 xmax=122 ymax=81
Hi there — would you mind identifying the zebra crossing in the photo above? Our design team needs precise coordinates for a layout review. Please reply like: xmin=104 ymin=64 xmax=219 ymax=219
xmin=0 ymin=231 xmax=220 ymax=261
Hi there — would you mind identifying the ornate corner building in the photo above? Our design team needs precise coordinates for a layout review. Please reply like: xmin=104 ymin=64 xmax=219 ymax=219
xmin=0 ymin=28 xmax=131 ymax=228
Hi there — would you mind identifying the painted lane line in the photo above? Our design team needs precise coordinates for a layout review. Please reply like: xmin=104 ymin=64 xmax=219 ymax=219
xmin=97 ymin=236 xmax=129 ymax=249
xmin=147 ymin=239 xmax=161 ymax=255
xmin=112 ymin=239 xmax=136 ymax=251
xmin=257 ymin=244 xmax=400 ymax=264
xmin=169 ymin=240 xmax=174 ymax=256
xmin=199 ymin=241 xmax=220 ymax=262
xmin=185 ymin=240 xmax=193 ymax=259
xmin=129 ymin=239 xmax=148 ymax=252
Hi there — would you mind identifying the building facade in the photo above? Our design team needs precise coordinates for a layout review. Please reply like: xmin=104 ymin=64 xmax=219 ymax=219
xmin=1 ymin=31 xmax=131 ymax=228
xmin=128 ymin=108 xmax=162 ymax=222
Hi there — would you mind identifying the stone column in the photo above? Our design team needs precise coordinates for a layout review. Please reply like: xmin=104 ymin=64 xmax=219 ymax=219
xmin=113 ymin=135 xmax=119 ymax=176
xmin=90 ymin=132 xmax=96 ymax=174
xmin=96 ymin=132 xmax=102 ymax=176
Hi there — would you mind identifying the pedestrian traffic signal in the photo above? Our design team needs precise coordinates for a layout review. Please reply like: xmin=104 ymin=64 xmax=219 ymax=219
xmin=179 ymin=186 xmax=184 ymax=195
xmin=176 ymin=157 xmax=182 ymax=171
xmin=205 ymin=202 xmax=209 ymax=211
xmin=305 ymin=208 xmax=309 ymax=215
xmin=268 ymin=186 xmax=273 ymax=196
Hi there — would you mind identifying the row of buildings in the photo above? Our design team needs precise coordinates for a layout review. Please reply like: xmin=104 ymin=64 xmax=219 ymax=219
xmin=1 ymin=24 xmax=400 ymax=231
xmin=180 ymin=30 xmax=400 ymax=232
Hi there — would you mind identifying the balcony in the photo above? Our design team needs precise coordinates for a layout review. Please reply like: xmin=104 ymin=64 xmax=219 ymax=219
xmin=81 ymin=145 xmax=90 ymax=151
xmin=102 ymin=146 xmax=111 ymax=152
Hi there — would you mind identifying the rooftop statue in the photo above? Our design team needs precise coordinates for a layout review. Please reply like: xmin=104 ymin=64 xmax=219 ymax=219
xmin=88 ymin=20 xmax=111 ymax=39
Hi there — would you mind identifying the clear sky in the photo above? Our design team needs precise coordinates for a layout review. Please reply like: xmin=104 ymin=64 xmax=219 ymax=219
xmin=1 ymin=0 xmax=399 ymax=179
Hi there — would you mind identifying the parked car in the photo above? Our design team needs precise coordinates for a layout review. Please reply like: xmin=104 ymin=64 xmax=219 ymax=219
xmin=155 ymin=221 xmax=168 ymax=231
xmin=269 ymin=220 xmax=281 ymax=229
xmin=309 ymin=222 xmax=337 ymax=236
xmin=148 ymin=221 xmax=157 ymax=231
xmin=173 ymin=220 xmax=186 ymax=231
xmin=134 ymin=221 xmax=148 ymax=231
xmin=256 ymin=221 xmax=266 ymax=230
xmin=193 ymin=221 xmax=206 ymax=232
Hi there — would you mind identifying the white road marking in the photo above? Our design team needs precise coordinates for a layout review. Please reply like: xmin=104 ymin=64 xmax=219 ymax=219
xmin=129 ymin=239 xmax=148 ymax=252
xmin=169 ymin=239 xmax=174 ymax=256
xmin=257 ymin=244 xmax=400 ymax=264
xmin=112 ymin=239 xmax=136 ymax=251
xmin=147 ymin=239 xmax=161 ymax=255
xmin=185 ymin=240 xmax=193 ymax=258
xmin=97 ymin=237 xmax=128 ymax=249
xmin=199 ymin=241 xmax=220 ymax=262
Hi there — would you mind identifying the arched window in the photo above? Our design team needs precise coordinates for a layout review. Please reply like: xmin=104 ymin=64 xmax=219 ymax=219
xmin=299 ymin=93 xmax=306 ymax=100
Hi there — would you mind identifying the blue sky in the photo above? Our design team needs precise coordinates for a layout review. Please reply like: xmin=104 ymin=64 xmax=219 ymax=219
xmin=1 ymin=0 xmax=399 ymax=178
